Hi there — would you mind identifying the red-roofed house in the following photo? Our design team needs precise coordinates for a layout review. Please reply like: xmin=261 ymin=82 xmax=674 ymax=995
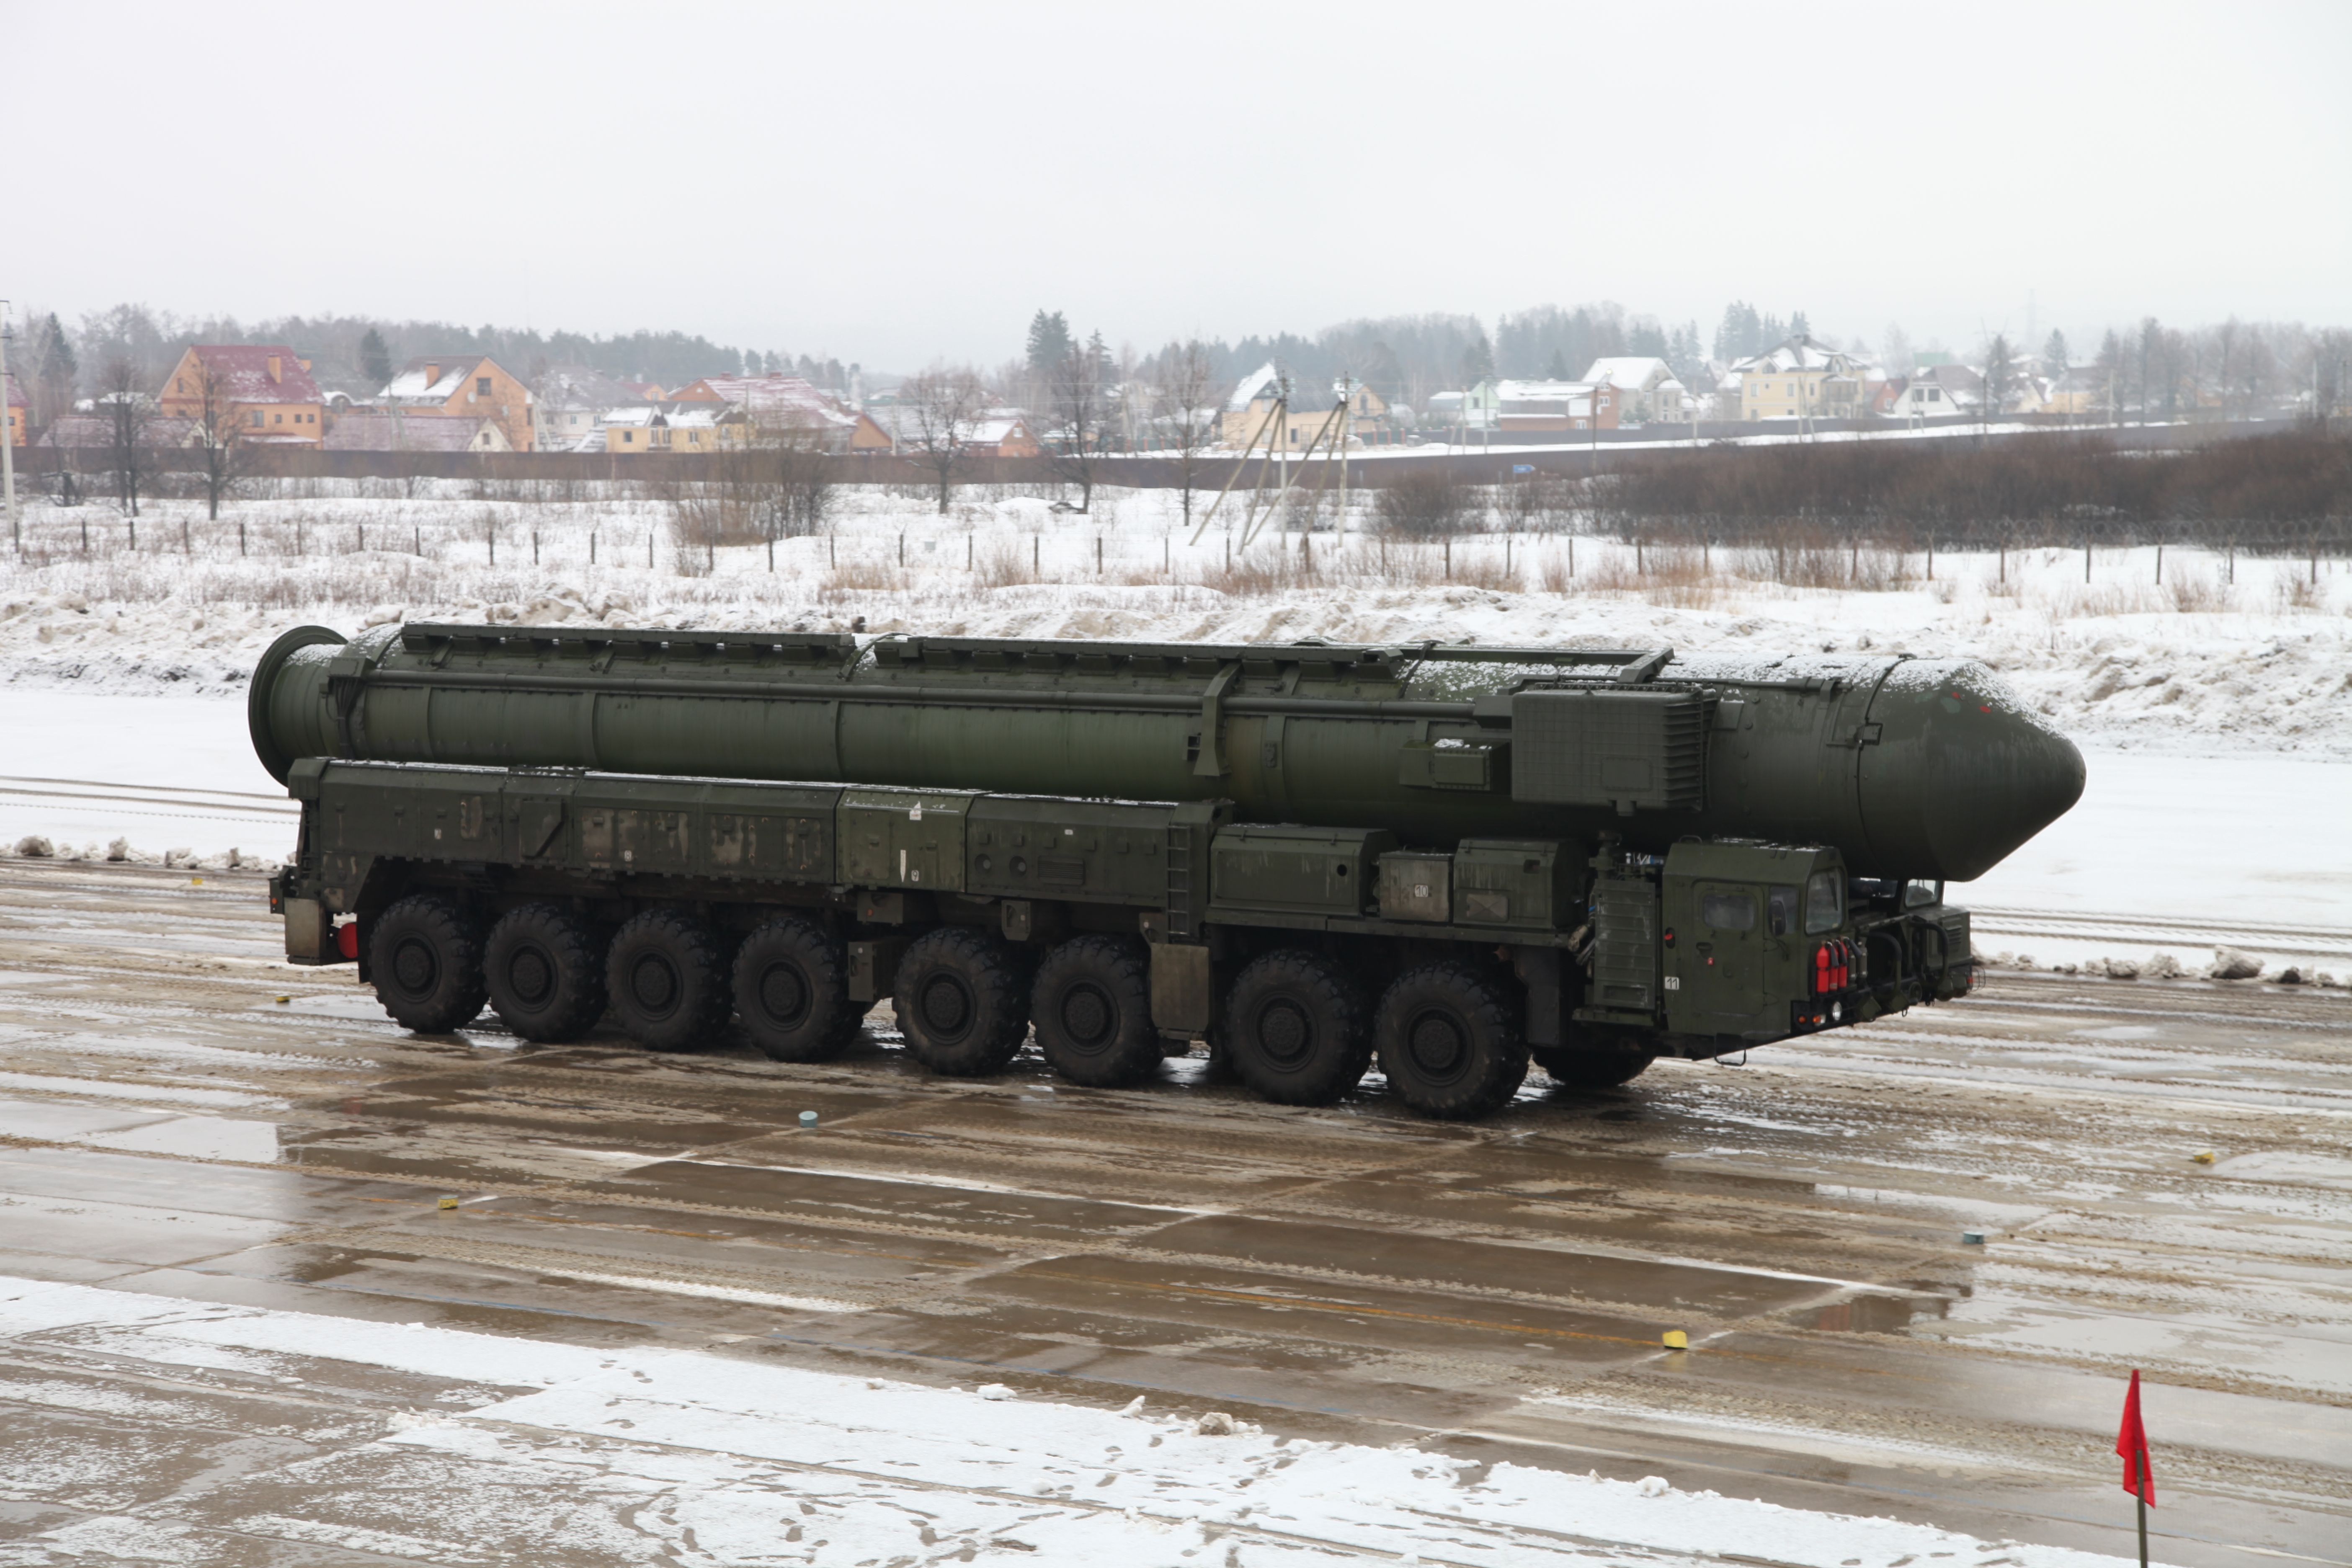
xmin=4 ymin=372 xmax=24 ymax=446
xmin=158 ymin=346 xmax=328 ymax=445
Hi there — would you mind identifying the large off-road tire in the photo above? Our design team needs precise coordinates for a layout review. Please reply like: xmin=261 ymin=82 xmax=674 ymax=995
xmin=1374 ymin=962 xmax=1529 ymax=1120
xmin=1031 ymin=935 xmax=1160 ymax=1088
xmin=369 ymin=894 xmax=488 ymax=1034
xmin=1225 ymin=949 xmax=1371 ymax=1106
xmin=606 ymin=909 xmax=732 ymax=1052
xmin=734 ymin=915 xmax=858 ymax=1062
xmin=484 ymin=903 xmax=606 ymax=1043
xmin=894 ymin=926 xmax=1031 ymax=1076
xmin=1532 ymin=1042 xmax=1657 ymax=1089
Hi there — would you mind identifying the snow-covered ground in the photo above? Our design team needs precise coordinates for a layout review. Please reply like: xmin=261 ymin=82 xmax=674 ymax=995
xmin=0 ymin=1271 xmax=2145 ymax=1568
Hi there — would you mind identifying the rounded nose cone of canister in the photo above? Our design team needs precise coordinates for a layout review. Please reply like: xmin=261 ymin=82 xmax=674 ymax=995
xmin=1857 ymin=660 xmax=2085 ymax=882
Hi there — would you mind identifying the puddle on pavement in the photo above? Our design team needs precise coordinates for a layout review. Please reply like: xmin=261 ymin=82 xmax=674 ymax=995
xmin=1804 ymin=1292 xmax=1951 ymax=1333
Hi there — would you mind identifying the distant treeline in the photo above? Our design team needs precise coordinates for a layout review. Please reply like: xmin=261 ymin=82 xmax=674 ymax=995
xmin=27 ymin=303 xmax=848 ymax=405
xmin=1594 ymin=428 xmax=2352 ymax=544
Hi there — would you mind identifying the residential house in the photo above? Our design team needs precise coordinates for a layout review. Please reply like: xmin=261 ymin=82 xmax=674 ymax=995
xmin=594 ymin=402 xmax=755 ymax=454
xmin=322 ymin=410 xmax=512 ymax=453
xmin=1465 ymin=379 xmax=1621 ymax=433
xmin=669 ymin=373 xmax=890 ymax=452
xmin=865 ymin=405 xmax=1040 ymax=457
xmin=1889 ymin=363 xmax=1983 ymax=419
xmin=1727 ymin=335 xmax=1870 ymax=420
xmin=378 ymin=356 xmax=535 ymax=450
xmin=1219 ymin=363 xmax=1389 ymax=449
xmin=157 ymin=345 xmax=328 ymax=445
xmin=4 ymin=372 xmax=23 ymax=446
xmin=532 ymin=364 xmax=653 ymax=451
xmin=1579 ymin=357 xmax=1683 ymax=423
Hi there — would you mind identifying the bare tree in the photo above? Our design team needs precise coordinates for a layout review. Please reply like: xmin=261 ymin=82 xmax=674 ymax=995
xmin=183 ymin=353 xmax=254 ymax=520
xmin=897 ymin=364 xmax=985 ymax=513
xmin=98 ymin=356 xmax=154 ymax=518
xmin=1155 ymin=339 xmax=1224 ymax=531
xmin=1049 ymin=330 xmax=1110 ymax=513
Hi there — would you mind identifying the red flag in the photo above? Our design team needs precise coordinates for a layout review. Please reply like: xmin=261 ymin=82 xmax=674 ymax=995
xmin=2116 ymin=1369 xmax=2156 ymax=1505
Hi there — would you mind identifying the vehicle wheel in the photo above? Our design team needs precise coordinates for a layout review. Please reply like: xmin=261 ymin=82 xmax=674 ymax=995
xmin=1225 ymin=949 xmax=1370 ymax=1105
xmin=1032 ymin=935 xmax=1159 ymax=1088
xmin=1532 ymin=1043 xmax=1657 ymax=1089
xmin=368 ymin=894 xmax=488 ymax=1033
xmin=1374 ymin=963 xmax=1529 ymax=1120
xmin=893 ymin=926 xmax=1029 ymax=1076
xmin=606 ymin=909 xmax=732 ymax=1052
xmin=734 ymin=915 xmax=858 ymax=1062
xmin=484 ymin=902 xmax=606 ymax=1042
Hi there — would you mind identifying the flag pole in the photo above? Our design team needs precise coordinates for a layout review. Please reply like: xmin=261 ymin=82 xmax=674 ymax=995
xmin=2136 ymin=1491 xmax=2148 ymax=1568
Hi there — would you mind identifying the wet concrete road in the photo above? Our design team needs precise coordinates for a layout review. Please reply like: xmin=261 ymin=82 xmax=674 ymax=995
xmin=1 ymin=861 xmax=2347 ymax=1567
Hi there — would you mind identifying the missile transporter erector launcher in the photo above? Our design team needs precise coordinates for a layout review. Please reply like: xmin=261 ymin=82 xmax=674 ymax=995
xmin=253 ymin=621 xmax=2085 ymax=1119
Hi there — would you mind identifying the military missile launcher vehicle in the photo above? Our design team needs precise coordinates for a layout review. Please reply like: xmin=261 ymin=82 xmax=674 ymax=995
xmin=253 ymin=622 xmax=2085 ymax=1119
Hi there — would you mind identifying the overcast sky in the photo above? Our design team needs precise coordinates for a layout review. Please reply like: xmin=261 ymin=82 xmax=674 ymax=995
xmin=9 ymin=0 xmax=2347 ymax=369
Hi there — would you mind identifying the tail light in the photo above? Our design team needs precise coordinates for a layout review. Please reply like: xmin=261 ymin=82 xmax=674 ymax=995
xmin=335 ymin=919 xmax=360 ymax=961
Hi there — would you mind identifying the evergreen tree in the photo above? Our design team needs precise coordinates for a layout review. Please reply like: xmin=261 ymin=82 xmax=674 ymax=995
xmin=358 ymin=328 xmax=393 ymax=387
xmin=1627 ymin=321 xmax=1668 ymax=358
xmin=1545 ymin=348 xmax=1570 ymax=379
xmin=2043 ymin=328 xmax=2070 ymax=372
xmin=1459 ymin=333 xmax=1494 ymax=386
xmin=1026 ymin=310 xmax=1072 ymax=379
xmin=1790 ymin=309 xmax=1811 ymax=338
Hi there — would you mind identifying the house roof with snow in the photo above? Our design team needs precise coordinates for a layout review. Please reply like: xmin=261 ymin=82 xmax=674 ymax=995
xmin=40 ymin=413 xmax=199 ymax=448
xmin=672 ymin=374 xmax=859 ymax=431
xmin=1581 ymin=357 xmax=1675 ymax=389
xmin=1226 ymin=361 xmax=1282 ymax=411
xmin=534 ymin=364 xmax=650 ymax=412
xmin=1491 ymin=379 xmax=1596 ymax=410
xmin=172 ymin=345 xmax=325 ymax=404
xmin=380 ymin=356 xmax=527 ymax=406
xmin=322 ymin=410 xmax=511 ymax=452
xmin=1729 ymin=335 xmax=1862 ymax=376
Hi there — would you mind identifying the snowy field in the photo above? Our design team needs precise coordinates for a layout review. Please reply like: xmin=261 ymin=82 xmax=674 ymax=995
xmin=1 ymin=481 xmax=2347 ymax=975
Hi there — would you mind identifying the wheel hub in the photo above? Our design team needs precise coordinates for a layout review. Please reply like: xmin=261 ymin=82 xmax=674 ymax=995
xmin=1406 ymin=1008 xmax=1469 ymax=1079
xmin=1256 ymin=999 xmax=1313 ymax=1066
xmin=919 ymin=974 xmax=973 ymax=1037
xmin=392 ymin=936 xmax=438 ymax=996
xmin=508 ymin=946 xmax=553 ymax=1006
xmin=1060 ymin=982 xmax=1113 ymax=1049
xmin=630 ymin=953 xmax=680 ymax=1014
xmin=758 ymin=960 xmax=809 ymax=1026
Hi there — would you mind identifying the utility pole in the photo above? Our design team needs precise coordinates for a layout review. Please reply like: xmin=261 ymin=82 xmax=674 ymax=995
xmin=0 ymin=300 xmax=18 ymax=552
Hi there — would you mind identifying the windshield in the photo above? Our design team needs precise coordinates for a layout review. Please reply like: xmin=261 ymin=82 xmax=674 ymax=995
xmin=1805 ymin=871 xmax=1843 ymax=934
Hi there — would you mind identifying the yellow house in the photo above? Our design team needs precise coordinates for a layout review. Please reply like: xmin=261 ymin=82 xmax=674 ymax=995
xmin=157 ymin=345 xmax=328 ymax=444
xmin=4 ymin=372 xmax=24 ymax=446
xmin=379 ymin=356 xmax=536 ymax=450
xmin=1730 ymin=335 xmax=1868 ymax=420
xmin=598 ymin=402 xmax=753 ymax=453
xmin=1220 ymin=362 xmax=1389 ymax=450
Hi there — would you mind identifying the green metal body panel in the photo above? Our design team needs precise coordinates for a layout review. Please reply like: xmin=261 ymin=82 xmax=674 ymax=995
xmin=1660 ymin=841 xmax=1837 ymax=1040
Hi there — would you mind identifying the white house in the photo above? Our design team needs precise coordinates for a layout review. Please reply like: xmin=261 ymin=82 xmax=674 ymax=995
xmin=1579 ymin=357 xmax=1680 ymax=422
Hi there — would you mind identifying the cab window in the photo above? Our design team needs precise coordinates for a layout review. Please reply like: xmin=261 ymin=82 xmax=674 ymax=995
xmin=1767 ymin=885 xmax=1797 ymax=937
xmin=1804 ymin=871 xmax=1843 ymax=934
xmin=1903 ymin=879 xmax=1944 ymax=909
xmin=1700 ymin=890 xmax=1756 ymax=931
